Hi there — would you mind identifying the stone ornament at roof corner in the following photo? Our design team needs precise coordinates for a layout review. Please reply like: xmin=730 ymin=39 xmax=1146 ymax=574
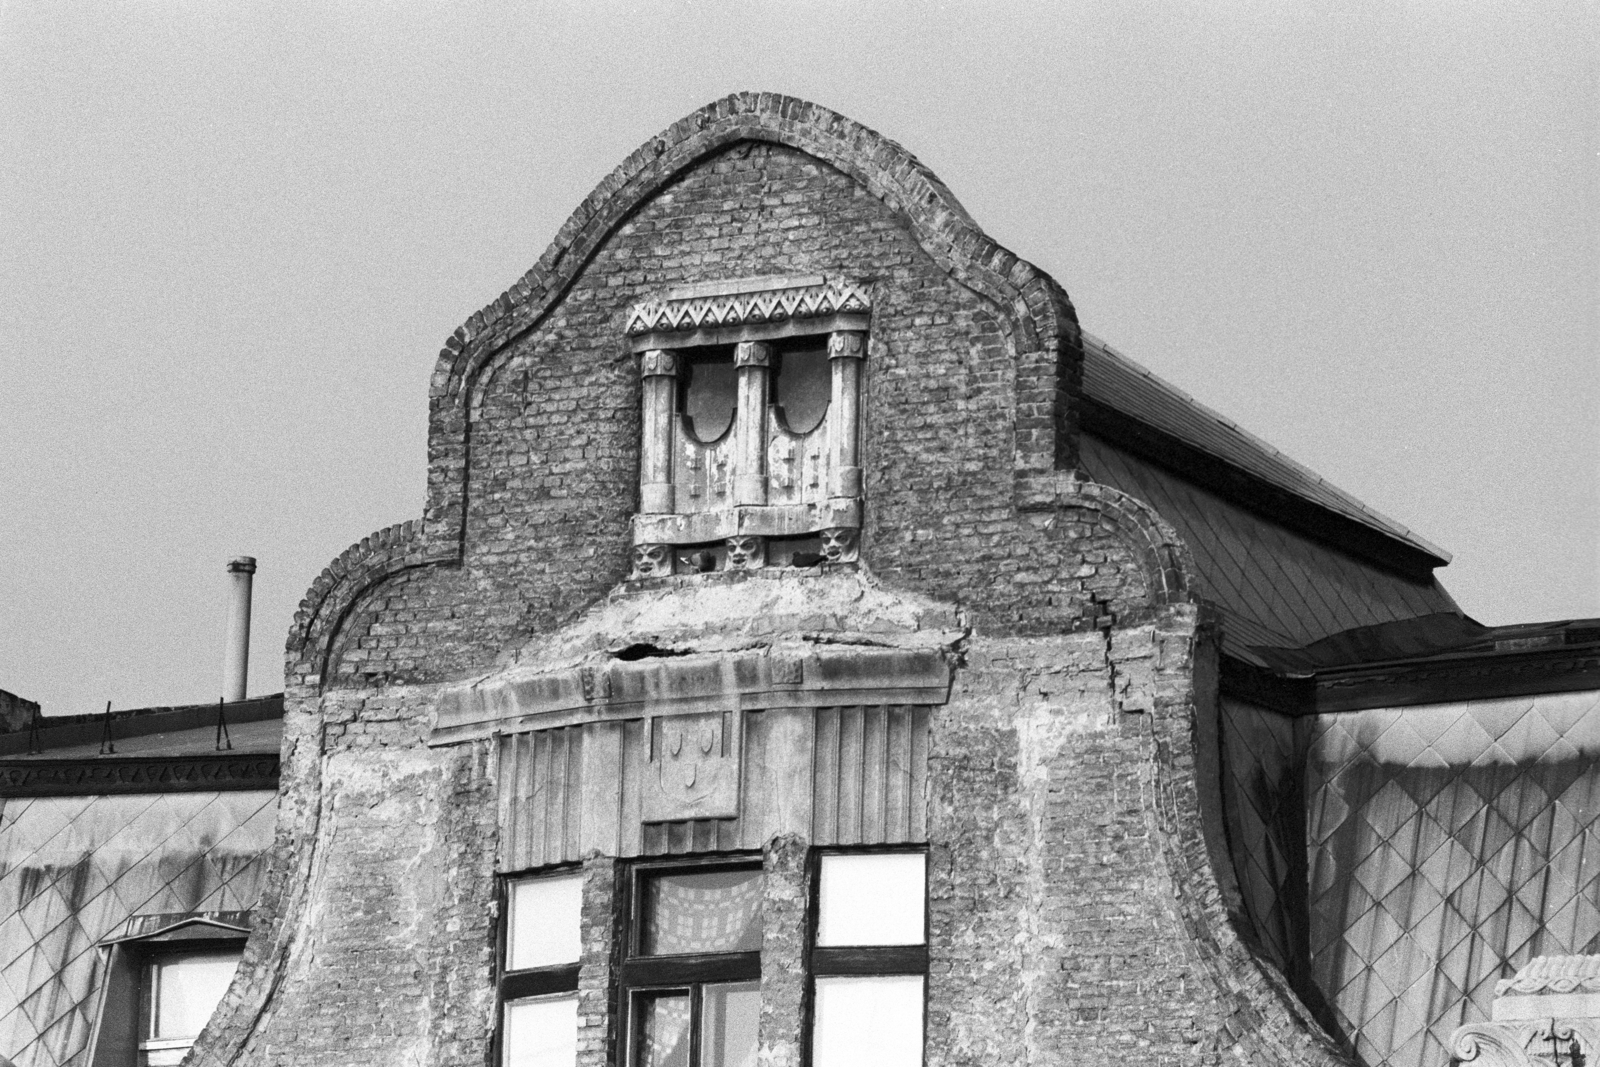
xmin=625 ymin=277 xmax=872 ymax=337
xmin=1497 ymin=955 xmax=1600 ymax=997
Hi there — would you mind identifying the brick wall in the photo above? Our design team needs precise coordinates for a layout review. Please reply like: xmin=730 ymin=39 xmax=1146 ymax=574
xmin=191 ymin=95 xmax=1343 ymax=1067
xmin=313 ymin=139 xmax=1097 ymax=691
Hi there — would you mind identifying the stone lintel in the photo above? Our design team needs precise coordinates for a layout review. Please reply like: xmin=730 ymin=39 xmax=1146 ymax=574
xmin=632 ymin=501 xmax=860 ymax=545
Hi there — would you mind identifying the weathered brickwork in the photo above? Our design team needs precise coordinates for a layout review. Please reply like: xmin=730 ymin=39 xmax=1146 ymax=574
xmin=198 ymin=94 xmax=1346 ymax=1067
xmin=315 ymin=140 xmax=1079 ymax=689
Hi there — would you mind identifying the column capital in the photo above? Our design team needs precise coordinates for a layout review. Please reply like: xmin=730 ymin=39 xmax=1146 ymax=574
xmin=827 ymin=332 xmax=866 ymax=360
xmin=734 ymin=341 xmax=772 ymax=368
xmin=639 ymin=349 xmax=679 ymax=378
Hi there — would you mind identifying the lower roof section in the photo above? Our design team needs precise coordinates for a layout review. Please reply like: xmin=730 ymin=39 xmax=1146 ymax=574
xmin=1225 ymin=616 xmax=1600 ymax=715
xmin=0 ymin=695 xmax=283 ymax=797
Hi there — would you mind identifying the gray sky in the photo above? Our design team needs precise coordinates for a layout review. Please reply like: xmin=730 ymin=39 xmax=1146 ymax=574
xmin=2 ymin=1 xmax=1595 ymax=716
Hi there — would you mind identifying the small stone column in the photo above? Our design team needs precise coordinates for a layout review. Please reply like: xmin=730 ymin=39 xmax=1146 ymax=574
xmin=638 ymin=349 xmax=678 ymax=514
xmin=827 ymin=331 xmax=865 ymax=500
xmin=757 ymin=833 xmax=808 ymax=1067
xmin=576 ymin=856 xmax=620 ymax=1067
xmin=734 ymin=341 xmax=771 ymax=506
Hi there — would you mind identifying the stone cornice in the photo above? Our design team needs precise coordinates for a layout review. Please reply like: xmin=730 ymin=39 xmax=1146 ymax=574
xmin=432 ymin=645 xmax=952 ymax=745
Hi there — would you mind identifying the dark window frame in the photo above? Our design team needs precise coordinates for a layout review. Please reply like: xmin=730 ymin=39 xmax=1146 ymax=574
xmin=621 ymin=852 xmax=764 ymax=1067
xmin=87 ymin=915 xmax=251 ymax=1067
xmin=495 ymin=865 xmax=585 ymax=1067
xmin=804 ymin=845 xmax=930 ymax=1067
xmin=136 ymin=937 xmax=248 ymax=1063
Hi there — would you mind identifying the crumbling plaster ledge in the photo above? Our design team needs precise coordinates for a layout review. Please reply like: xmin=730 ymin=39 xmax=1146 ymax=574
xmin=431 ymin=567 xmax=970 ymax=743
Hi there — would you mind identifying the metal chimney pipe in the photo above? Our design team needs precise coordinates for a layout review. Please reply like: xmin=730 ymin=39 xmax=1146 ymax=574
xmin=223 ymin=556 xmax=256 ymax=703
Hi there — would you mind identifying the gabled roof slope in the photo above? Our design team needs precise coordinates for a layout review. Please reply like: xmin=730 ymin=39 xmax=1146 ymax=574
xmin=1081 ymin=333 xmax=1451 ymax=572
xmin=1079 ymin=432 xmax=1460 ymax=663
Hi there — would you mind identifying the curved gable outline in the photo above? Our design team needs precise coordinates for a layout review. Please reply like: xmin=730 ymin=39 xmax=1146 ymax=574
xmin=418 ymin=91 xmax=1082 ymax=562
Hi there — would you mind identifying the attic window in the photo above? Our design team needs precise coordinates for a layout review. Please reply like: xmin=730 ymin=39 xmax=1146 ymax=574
xmin=142 ymin=951 xmax=243 ymax=1065
xmin=627 ymin=276 xmax=869 ymax=580
xmin=86 ymin=913 xmax=250 ymax=1067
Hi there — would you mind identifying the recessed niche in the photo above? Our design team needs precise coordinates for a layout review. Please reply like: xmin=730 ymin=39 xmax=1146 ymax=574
xmin=678 ymin=345 xmax=737 ymax=443
xmin=772 ymin=337 xmax=831 ymax=435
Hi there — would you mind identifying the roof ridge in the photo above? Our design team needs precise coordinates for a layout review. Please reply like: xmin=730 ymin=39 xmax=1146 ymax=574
xmin=1080 ymin=330 xmax=1452 ymax=564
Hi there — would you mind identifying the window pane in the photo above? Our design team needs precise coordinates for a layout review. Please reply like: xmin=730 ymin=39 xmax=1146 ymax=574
xmin=640 ymin=869 xmax=762 ymax=955
xmin=679 ymin=347 xmax=737 ymax=443
xmin=813 ymin=976 xmax=923 ymax=1067
xmin=503 ymin=993 xmax=578 ymax=1067
xmin=701 ymin=981 xmax=760 ymax=1067
xmin=509 ymin=873 xmax=583 ymax=970
xmin=151 ymin=950 xmax=242 ymax=1039
xmin=817 ymin=853 xmax=925 ymax=947
xmin=771 ymin=339 xmax=830 ymax=434
xmin=635 ymin=992 xmax=692 ymax=1067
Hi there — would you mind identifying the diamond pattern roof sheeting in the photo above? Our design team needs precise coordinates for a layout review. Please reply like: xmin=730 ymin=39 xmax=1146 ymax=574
xmin=1307 ymin=690 xmax=1600 ymax=1067
xmin=1219 ymin=698 xmax=1309 ymax=983
xmin=0 ymin=791 xmax=277 ymax=1067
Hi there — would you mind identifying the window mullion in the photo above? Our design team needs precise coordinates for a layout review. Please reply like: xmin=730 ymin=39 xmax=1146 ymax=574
xmin=688 ymin=985 xmax=703 ymax=1067
xmin=502 ymin=964 xmax=582 ymax=1001
xmin=622 ymin=950 xmax=761 ymax=988
xmin=810 ymin=945 xmax=928 ymax=977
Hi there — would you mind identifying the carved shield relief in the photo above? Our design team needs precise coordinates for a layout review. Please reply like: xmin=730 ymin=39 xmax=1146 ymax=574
xmin=640 ymin=711 xmax=740 ymax=822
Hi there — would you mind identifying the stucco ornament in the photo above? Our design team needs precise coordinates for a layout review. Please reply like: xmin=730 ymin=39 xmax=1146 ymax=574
xmin=1453 ymin=957 xmax=1600 ymax=1066
xmin=725 ymin=535 xmax=766 ymax=570
xmin=630 ymin=543 xmax=672 ymax=580
xmin=1453 ymin=1021 xmax=1597 ymax=1067
xmin=641 ymin=712 xmax=740 ymax=821
xmin=819 ymin=527 xmax=859 ymax=563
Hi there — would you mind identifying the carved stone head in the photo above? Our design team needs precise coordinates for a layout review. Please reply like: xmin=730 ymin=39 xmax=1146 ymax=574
xmin=819 ymin=527 xmax=859 ymax=563
xmin=629 ymin=543 xmax=671 ymax=580
xmin=724 ymin=535 xmax=766 ymax=570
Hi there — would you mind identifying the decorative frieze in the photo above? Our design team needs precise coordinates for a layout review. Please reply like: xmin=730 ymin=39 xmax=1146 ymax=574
xmin=626 ymin=277 xmax=871 ymax=337
xmin=0 ymin=754 xmax=281 ymax=796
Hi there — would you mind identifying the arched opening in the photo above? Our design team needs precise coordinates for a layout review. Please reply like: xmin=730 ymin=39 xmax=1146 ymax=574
xmin=678 ymin=346 xmax=737 ymax=443
xmin=771 ymin=337 xmax=830 ymax=435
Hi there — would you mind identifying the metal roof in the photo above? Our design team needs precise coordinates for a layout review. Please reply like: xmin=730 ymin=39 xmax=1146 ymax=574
xmin=0 ymin=695 xmax=282 ymax=759
xmin=1081 ymin=332 xmax=1452 ymax=566
xmin=1079 ymin=432 xmax=1461 ymax=663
